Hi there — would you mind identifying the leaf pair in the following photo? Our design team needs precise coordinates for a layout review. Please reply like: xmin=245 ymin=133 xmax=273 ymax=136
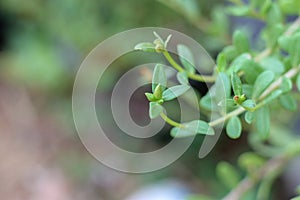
xmin=147 ymin=64 xmax=190 ymax=119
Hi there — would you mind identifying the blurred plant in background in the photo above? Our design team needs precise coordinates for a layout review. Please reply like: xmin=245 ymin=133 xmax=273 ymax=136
xmin=1 ymin=0 xmax=300 ymax=200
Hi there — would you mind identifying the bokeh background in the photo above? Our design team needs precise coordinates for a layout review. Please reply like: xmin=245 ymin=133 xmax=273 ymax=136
xmin=0 ymin=0 xmax=299 ymax=199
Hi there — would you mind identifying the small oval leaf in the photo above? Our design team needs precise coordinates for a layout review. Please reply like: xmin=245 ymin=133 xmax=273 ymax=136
xmin=185 ymin=120 xmax=215 ymax=135
xmin=241 ymin=99 xmax=256 ymax=112
xmin=252 ymin=70 xmax=274 ymax=99
xmin=176 ymin=72 xmax=189 ymax=85
xmin=149 ymin=102 xmax=163 ymax=119
xmin=152 ymin=64 xmax=167 ymax=92
xmin=216 ymin=161 xmax=241 ymax=189
xmin=231 ymin=72 xmax=243 ymax=96
xmin=162 ymin=85 xmax=190 ymax=101
xmin=280 ymin=77 xmax=292 ymax=93
xmin=279 ymin=93 xmax=297 ymax=111
xmin=226 ymin=116 xmax=242 ymax=139
xmin=233 ymin=30 xmax=250 ymax=53
xmin=245 ymin=111 xmax=254 ymax=124
xmin=177 ymin=44 xmax=196 ymax=73
xmin=255 ymin=106 xmax=270 ymax=139
xmin=134 ymin=42 xmax=156 ymax=52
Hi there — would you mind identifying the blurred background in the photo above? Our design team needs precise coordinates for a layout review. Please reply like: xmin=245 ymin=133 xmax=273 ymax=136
xmin=0 ymin=0 xmax=299 ymax=199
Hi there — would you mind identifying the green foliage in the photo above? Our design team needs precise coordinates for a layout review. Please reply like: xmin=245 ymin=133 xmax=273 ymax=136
xmin=135 ymin=0 xmax=300 ymax=199
xmin=226 ymin=116 xmax=242 ymax=139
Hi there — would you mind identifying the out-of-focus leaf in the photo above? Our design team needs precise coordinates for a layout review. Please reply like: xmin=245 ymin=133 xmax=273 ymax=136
xmin=233 ymin=30 xmax=250 ymax=53
xmin=242 ymin=99 xmax=256 ymax=112
xmin=280 ymin=77 xmax=292 ymax=93
xmin=238 ymin=152 xmax=265 ymax=172
xmin=177 ymin=44 xmax=196 ymax=74
xmin=216 ymin=161 xmax=240 ymax=189
xmin=279 ymin=0 xmax=300 ymax=14
xmin=259 ymin=57 xmax=284 ymax=75
xmin=255 ymin=106 xmax=270 ymax=139
xmin=227 ymin=5 xmax=251 ymax=16
xmin=296 ymin=73 xmax=300 ymax=92
xmin=157 ymin=0 xmax=200 ymax=22
xmin=242 ymin=84 xmax=253 ymax=99
xmin=245 ymin=111 xmax=254 ymax=124
xmin=252 ymin=71 xmax=274 ymax=99
xmin=279 ymin=93 xmax=297 ymax=111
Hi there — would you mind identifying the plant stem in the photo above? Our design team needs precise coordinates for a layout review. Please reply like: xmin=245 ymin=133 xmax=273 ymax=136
xmin=162 ymin=51 xmax=216 ymax=82
xmin=163 ymin=51 xmax=185 ymax=72
xmin=160 ymin=112 xmax=184 ymax=128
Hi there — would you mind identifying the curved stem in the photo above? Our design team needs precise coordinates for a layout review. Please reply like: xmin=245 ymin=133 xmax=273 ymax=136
xmin=163 ymin=51 xmax=185 ymax=72
xmin=162 ymin=51 xmax=216 ymax=82
xmin=160 ymin=112 xmax=184 ymax=128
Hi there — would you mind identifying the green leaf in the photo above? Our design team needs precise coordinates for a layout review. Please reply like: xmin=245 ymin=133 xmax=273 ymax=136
xmin=200 ymin=94 xmax=213 ymax=111
xmin=278 ymin=35 xmax=291 ymax=52
xmin=245 ymin=111 xmax=254 ymax=124
xmin=216 ymin=52 xmax=227 ymax=72
xmin=238 ymin=152 xmax=265 ymax=172
xmin=145 ymin=93 xmax=155 ymax=101
xmin=170 ymin=127 xmax=195 ymax=138
xmin=149 ymin=102 xmax=163 ymax=119
xmin=216 ymin=161 xmax=240 ymax=190
xmin=259 ymin=57 xmax=284 ymax=75
xmin=255 ymin=106 xmax=270 ymax=139
xmin=153 ymin=84 xmax=163 ymax=99
xmin=233 ymin=30 xmax=250 ymax=53
xmin=218 ymin=99 xmax=235 ymax=107
xmin=177 ymin=44 xmax=196 ymax=73
xmin=242 ymin=99 xmax=256 ymax=112
xmin=297 ymin=73 xmax=300 ymax=92
xmin=261 ymin=89 xmax=283 ymax=105
xmin=240 ymin=59 xmax=264 ymax=84
xmin=152 ymin=64 xmax=167 ymax=92
xmin=279 ymin=0 xmax=300 ymax=15
xmin=231 ymin=72 xmax=243 ymax=96
xmin=216 ymin=72 xmax=231 ymax=98
xmin=280 ymin=77 xmax=292 ymax=93
xmin=252 ymin=71 xmax=274 ymax=99
xmin=226 ymin=116 xmax=242 ymax=139
xmin=227 ymin=5 xmax=251 ymax=16
xmin=134 ymin=42 xmax=156 ymax=52
xmin=162 ymin=85 xmax=190 ymax=101
xmin=222 ymin=45 xmax=239 ymax=61
xmin=170 ymin=120 xmax=214 ymax=138
xmin=267 ymin=4 xmax=283 ymax=25
xmin=242 ymin=84 xmax=253 ymax=98
xmin=279 ymin=93 xmax=297 ymax=111
xmin=176 ymin=72 xmax=189 ymax=85
xmin=289 ymin=33 xmax=300 ymax=66
xmin=185 ymin=120 xmax=215 ymax=135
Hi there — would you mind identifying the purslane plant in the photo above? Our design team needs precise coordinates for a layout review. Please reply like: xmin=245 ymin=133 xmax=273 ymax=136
xmin=135 ymin=0 xmax=300 ymax=199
